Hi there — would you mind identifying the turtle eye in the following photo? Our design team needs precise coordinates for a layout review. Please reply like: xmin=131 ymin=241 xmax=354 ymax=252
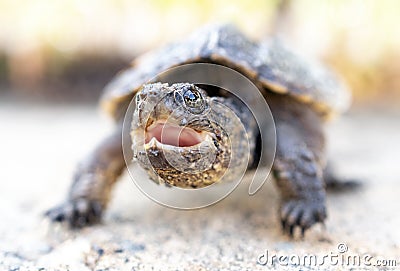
xmin=182 ymin=86 xmax=205 ymax=114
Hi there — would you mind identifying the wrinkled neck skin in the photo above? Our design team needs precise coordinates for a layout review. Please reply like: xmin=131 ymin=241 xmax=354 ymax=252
xmin=131 ymin=83 xmax=257 ymax=188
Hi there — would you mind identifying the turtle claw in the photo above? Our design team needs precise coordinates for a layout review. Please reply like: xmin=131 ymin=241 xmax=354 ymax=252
xmin=280 ymin=198 xmax=326 ymax=237
xmin=45 ymin=199 xmax=103 ymax=228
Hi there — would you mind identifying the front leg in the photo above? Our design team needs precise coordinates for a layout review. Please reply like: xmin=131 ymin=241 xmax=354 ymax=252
xmin=269 ymin=95 xmax=327 ymax=237
xmin=46 ymin=125 xmax=126 ymax=228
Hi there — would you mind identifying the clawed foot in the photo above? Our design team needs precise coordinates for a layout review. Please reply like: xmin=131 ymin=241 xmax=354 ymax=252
xmin=280 ymin=198 xmax=326 ymax=237
xmin=45 ymin=198 xmax=103 ymax=228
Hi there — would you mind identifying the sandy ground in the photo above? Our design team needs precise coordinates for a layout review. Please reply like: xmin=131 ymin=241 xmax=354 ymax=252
xmin=0 ymin=100 xmax=399 ymax=270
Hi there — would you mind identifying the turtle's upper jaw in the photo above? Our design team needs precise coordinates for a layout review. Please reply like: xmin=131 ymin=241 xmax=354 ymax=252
xmin=145 ymin=119 xmax=209 ymax=148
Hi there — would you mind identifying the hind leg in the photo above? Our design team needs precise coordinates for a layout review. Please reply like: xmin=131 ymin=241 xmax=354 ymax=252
xmin=46 ymin=125 xmax=126 ymax=227
xmin=324 ymin=163 xmax=361 ymax=191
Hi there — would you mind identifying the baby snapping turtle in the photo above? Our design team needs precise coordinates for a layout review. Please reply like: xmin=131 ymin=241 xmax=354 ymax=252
xmin=46 ymin=25 xmax=353 ymax=235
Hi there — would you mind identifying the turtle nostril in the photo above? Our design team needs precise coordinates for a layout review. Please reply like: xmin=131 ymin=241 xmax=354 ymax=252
xmin=135 ymin=93 xmax=144 ymax=105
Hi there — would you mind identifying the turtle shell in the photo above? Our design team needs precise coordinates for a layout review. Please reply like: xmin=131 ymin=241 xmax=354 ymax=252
xmin=101 ymin=24 xmax=351 ymax=120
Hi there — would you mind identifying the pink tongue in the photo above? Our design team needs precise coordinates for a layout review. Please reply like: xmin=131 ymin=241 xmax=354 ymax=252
xmin=146 ymin=123 xmax=202 ymax=147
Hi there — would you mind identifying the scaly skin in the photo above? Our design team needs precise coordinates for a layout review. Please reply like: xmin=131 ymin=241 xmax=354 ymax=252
xmin=46 ymin=86 xmax=351 ymax=237
xmin=132 ymin=83 xmax=257 ymax=188
xmin=45 ymin=25 xmax=352 ymax=236
xmin=267 ymin=92 xmax=327 ymax=236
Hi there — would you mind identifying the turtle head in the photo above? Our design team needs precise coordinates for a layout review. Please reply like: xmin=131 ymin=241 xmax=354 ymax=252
xmin=131 ymin=82 xmax=246 ymax=188
xmin=133 ymin=83 xmax=211 ymax=146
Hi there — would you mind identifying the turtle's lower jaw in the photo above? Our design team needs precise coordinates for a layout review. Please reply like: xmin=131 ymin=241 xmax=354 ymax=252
xmin=137 ymin=129 xmax=220 ymax=187
xmin=144 ymin=131 xmax=215 ymax=153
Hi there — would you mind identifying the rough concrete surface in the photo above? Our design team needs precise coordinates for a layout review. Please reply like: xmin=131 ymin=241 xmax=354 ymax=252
xmin=0 ymin=100 xmax=399 ymax=270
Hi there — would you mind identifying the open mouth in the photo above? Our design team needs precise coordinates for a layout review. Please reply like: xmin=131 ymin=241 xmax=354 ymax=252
xmin=145 ymin=120 xmax=206 ymax=147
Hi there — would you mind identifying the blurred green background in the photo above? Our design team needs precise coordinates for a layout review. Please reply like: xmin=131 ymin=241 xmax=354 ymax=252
xmin=0 ymin=0 xmax=399 ymax=106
